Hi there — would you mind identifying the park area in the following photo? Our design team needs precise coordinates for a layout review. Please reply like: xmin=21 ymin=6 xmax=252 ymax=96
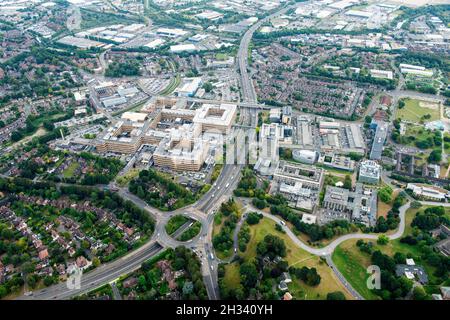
xmin=221 ymin=217 xmax=354 ymax=300
xmin=396 ymin=98 xmax=441 ymax=123
xmin=332 ymin=206 xmax=450 ymax=300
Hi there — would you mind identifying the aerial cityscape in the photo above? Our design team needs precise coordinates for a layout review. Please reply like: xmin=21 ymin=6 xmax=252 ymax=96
xmin=0 ymin=0 xmax=449 ymax=305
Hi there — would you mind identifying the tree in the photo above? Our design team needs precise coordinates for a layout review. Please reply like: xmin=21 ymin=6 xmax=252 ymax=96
xmin=246 ymin=212 xmax=262 ymax=225
xmin=343 ymin=175 xmax=352 ymax=190
xmin=377 ymin=234 xmax=389 ymax=245
xmin=11 ymin=131 xmax=23 ymax=142
xmin=203 ymin=82 xmax=213 ymax=93
xmin=305 ymin=267 xmax=321 ymax=286
xmin=428 ymin=149 xmax=442 ymax=163
xmin=43 ymin=121 xmax=55 ymax=131
xmin=240 ymin=262 xmax=258 ymax=288
xmin=93 ymin=257 xmax=101 ymax=267
xmin=378 ymin=186 xmax=393 ymax=203
xmin=43 ymin=276 xmax=54 ymax=287
xmin=256 ymin=234 xmax=287 ymax=259
xmin=393 ymin=252 xmax=406 ymax=264
xmin=252 ymin=198 xmax=267 ymax=210
xmin=327 ymin=291 xmax=346 ymax=300
xmin=183 ymin=281 xmax=194 ymax=295
xmin=410 ymin=201 xmax=422 ymax=209
xmin=413 ymin=286 xmax=429 ymax=300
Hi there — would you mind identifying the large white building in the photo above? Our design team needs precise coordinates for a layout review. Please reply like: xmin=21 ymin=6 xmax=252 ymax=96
xmin=157 ymin=27 xmax=188 ymax=38
xmin=177 ymin=77 xmax=202 ymax=97
xmin=153 ymin=123 xmax=209 ymax=172
xmin=358 ymin=160 xmax=381 ymax=184
xmin=407 ymin=184 xmax=449 ymax=201
xmin=292 ymin=150 xmax=318 ymax=164
xmin=96 ymin=99 xmax=237 ymax=171
xmin=170 ymin=43 xmax=197 ymax=53
xmin=192 ymin=103 xmax=237 ymax=134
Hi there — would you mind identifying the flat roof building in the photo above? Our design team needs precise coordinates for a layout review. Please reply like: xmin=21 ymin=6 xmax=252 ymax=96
xmin=170 ymin=44 xmax=197 ymax=53
xmin=323 ymin=183 xmax=377 ymax=227
xmin=157 ymin=28 xmax=188 ymax=38
xmin=370 ymin=121 xmax=388 ymax=160
xmin=96 ymin=99 xmax=237 ymax=171
xmin=177 ymin=77 xmax=202 ymax=97
xmin=121 ymin=112 xmax=148 ymax=123
xmin=274 ymin=161 xmax=324 ymax=190
xmin=193 ymin=103 xmax=237 ymax=134
xmin=359 ymin=160 xmax=381 ymax=185
xmin=153 ymin=123 xmax=209 ymax=172
xmin=407 ymin=183 xmax=449 ymax=201
xmin=293 ymin=150 xmax=318 ymax=165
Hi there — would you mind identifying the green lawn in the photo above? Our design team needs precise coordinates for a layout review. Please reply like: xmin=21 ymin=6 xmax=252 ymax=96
xmin=215 ymin=53 xmax=228 ymax=61
xmin=396 ymin=98 xmax=440 ymax=123
xmin=165 ymin=215 xmax=189 ymax=235
xmin=242 ymin=218 xmax=311 ymax=264
xmin=222 ymin=262 xmax=241 ymax=291
xmin=62 ymin=162 xmax=80 ymax=178
xmin=332 ymin=206 xmax=450 ymax=299
xmin=332 ymin=241 xmax=381 ymax=300
xmin=240 ymin=218 xmax=354 ymax=300
xmin=115 ymin=169 xmax=140 ymax=187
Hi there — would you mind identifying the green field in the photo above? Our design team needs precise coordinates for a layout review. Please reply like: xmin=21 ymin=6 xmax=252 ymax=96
xmin=396 ymin=98 xmax=440 ymax=123
xmin=222 ymin=262 xmax=241 ymax=291
xmin=62 ymin=162 xmax=80 ymax=178
xmin=332 ymin=206 xmax=450 ymax=299
xmin=238 ymin=218 xmax=354 ymax=300
xmin=165 ymin=215 xmax=189 ymax=235
xmin=115 ymin=169 xmax=140 ymax=187
xmin=332 ymin=242 xmax=381 ymax=300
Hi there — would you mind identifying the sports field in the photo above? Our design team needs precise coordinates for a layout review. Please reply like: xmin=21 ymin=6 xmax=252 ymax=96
xmin=396 ymin=98 xmax=440 ymax=123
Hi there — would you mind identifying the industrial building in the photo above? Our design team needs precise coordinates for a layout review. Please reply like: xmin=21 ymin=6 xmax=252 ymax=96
xmin=358 ymin=160 xmax=381 ymax=185
xmin=157 ymin=28 xmax=188 ymax=38
xmin=319 ymin=121 xmax=366 ymax=155
xmin=170 ymin=44 xmax=197 ymax=53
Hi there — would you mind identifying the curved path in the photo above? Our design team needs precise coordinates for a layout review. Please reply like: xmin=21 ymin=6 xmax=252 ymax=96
xmin=246 ymin=202 xmax=411 ymax=256
xmin=227 ymin=199 xmax=450 ymax=299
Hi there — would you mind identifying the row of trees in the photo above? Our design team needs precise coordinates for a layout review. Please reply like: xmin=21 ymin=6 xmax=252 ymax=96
xmin=212 ymin=199 xmax=239 ymax=257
